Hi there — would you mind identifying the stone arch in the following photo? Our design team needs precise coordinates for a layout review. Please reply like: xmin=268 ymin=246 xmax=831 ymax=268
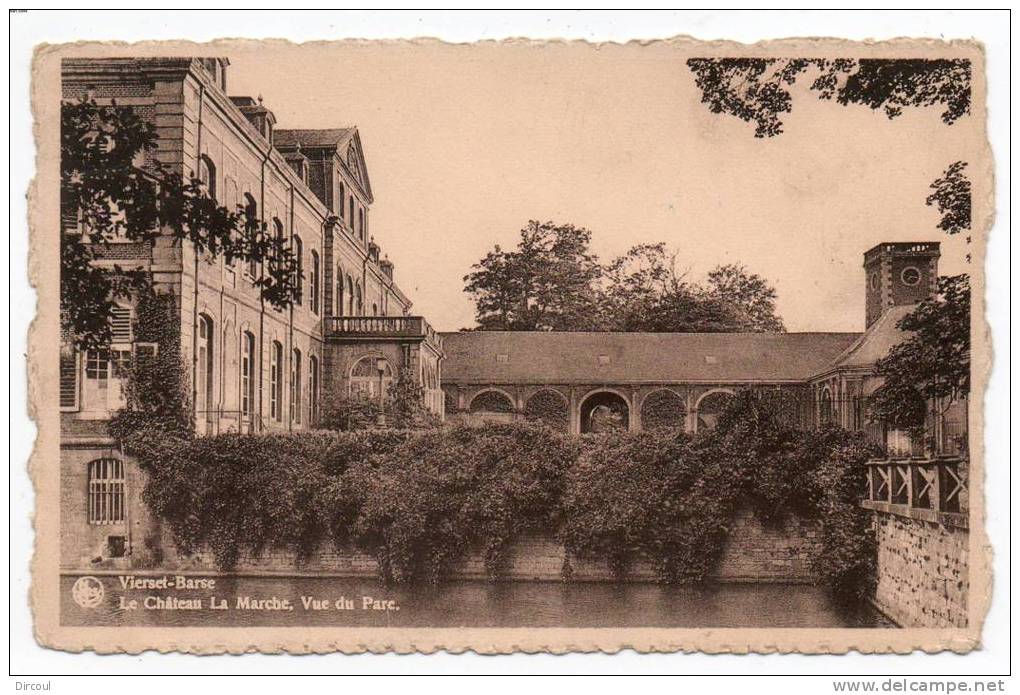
xmin=523 ymin=388 xmax=569 ymax=431
xmin=348 ymin=353 xmax=394 ymax=399
xmin=468 ymin=388 xmax=515 ymax=413
xmin=640 ymin=388 xmax=687 ymax=432
xmin=694 ymin=388 xmax=735 ymax=432
xmin=579 ymin=389 xmax=631 ymax=434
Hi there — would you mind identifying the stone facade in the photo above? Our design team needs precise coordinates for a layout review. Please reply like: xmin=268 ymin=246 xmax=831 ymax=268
xmin=871 ymin=509 xmax=969 ymax=627
xmin=60 ymin=57 xmax=443 ymax=566
xmin=79 ymin=501 xmax=820 ymax=583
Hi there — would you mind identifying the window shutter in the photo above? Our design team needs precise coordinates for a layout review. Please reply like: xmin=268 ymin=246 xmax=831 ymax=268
xmin=59 ymin=350 xmax=79 ymax=411
xmin=110 ymin=306 xmax=133 ymax=343
xmin=60 ymin=190 xmax=79 ymax=234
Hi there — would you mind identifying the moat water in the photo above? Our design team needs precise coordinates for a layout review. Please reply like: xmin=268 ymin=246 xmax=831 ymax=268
xmin=61 ymin=575 xmax=890 ymax=627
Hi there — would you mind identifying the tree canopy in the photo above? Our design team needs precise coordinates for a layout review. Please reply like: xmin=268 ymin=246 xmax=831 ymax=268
xmin=61 ymin=97 xmax=299 ymax=352
xmin=686 ymin=58 xmax=971 ymax=138
xmin=463 ymin=221 xmax=785 ymax=333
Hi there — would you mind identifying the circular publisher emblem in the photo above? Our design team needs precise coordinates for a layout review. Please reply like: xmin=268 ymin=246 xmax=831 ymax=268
xmin=71 ymin=576 xmax=105 ymax=609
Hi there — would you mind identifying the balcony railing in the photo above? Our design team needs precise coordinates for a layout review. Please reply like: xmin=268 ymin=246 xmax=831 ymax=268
xmin=863 ymin=456 xmax=968 ymax=519
xmin=326 ymin=315 xmax=442 ymax=349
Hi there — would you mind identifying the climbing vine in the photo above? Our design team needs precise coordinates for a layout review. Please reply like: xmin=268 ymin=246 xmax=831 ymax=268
xmin=135 ymin=392 xmax=879 ymax=601
xmin=108 ymin=290 xmax=193 ymax=458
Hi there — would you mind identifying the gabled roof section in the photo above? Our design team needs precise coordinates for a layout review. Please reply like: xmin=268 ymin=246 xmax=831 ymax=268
xmin=274 ymin=128 xmax=356 ymax=149
xmin=830 ymin=304 xmax=915 ymax=370
xmin=274 ymin=127 xmax=374 ymax=202
xmin=440 ymin=331 xmax=862 ymax=384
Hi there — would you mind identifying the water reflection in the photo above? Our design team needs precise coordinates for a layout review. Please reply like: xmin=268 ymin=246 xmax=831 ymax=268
xmin=61 ymin=575 xmax=890 ymax=628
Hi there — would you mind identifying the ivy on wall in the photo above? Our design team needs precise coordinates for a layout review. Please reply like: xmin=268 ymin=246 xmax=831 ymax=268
xmin=109 ymin=290 xmax=193 ymax=457
xmin=131 ymin=391 xmax=878 ymax=602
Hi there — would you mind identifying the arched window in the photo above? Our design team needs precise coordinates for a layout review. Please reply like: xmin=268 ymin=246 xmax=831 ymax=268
xmin=350 ymin=355 xmax=393 ymax=399
xmin=243 ymin=193 xmax=258 ymax=278
xmin=87 ymin=458 xmax=125 ymax=525
xmin=338 ymin=182 xmax=346 ymax=220
xmin=819 ymin=387 xmax=834 ymax=425
xmin=355 ymin=282 xmax=363 ymax=315
xmin=270 ymin=341 xmax=283 ymax=422
xmin=346 ymin=276 xmax=355 ymax=316
xmin=198 ymin=155 xmax=217 ymax=200
xmin=308 ymin=354 xmax=319 ymax=425
xmin=292 ymin=234 xmax=303 ymax=305
xmin=291 ymin=348 xmax=302 ymax=425
xmin=348 ymin=196 xmax=355 ymax=228
xmin=197 ymin=314 xmax=215 ymax=422
xmin=371 ymin=302 xmax=378 ymax=316
xmin=358 ymin=208 xmax=365 ymax=240
xmin=335 ymin=269 xmax=345 ymax=316
xmin=271 ymin=219 xmax=285 ymax=300
xmin=309 ymin=249 xmax=320 ymax=314
xmin=240 ymin=331 xmax=256 ymax=419
xmin=222 ymin=323 xmax=236 ymax=411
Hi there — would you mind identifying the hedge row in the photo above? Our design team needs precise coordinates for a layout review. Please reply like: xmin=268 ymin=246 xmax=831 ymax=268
xmin=129 ymin=391 xmax=878 ymax=601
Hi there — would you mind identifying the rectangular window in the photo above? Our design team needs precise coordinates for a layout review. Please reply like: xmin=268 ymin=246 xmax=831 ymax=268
xmin=88 ymin=458 xmax=125 ymax=525
xmin=86 ymin=349 xmax=111 ymax=381
xmin=60 ymin=350 xmax=80 ymax=411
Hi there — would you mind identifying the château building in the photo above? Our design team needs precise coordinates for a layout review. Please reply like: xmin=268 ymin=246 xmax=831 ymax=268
xmin=57 ymin=57 xmax=966 ymax=571
xmin=59 ymin=57 xmax=444 ymax=563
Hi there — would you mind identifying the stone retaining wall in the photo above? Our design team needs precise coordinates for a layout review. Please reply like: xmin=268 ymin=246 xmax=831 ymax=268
xmin=870 ymin=507 xmax=968 ymax=627
xmin=130 ymin=507 xmax=823 ymax=583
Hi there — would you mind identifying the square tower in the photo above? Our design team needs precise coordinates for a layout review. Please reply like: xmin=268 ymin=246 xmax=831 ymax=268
xmin=863 ymin=242 xmax=941 ymax=328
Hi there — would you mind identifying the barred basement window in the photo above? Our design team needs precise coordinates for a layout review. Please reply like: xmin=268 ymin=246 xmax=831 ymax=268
xmin=88 ymin=458 xmax=125 ymax=525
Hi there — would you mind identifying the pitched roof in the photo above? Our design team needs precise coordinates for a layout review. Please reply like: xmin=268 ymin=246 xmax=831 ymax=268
xmin=440 ymin=331 xmax=861 ymax=384
xmin=273 ymin=128 xmax=356 ymax=149
xmin=830 ymin=304 xmax=915 ymax=370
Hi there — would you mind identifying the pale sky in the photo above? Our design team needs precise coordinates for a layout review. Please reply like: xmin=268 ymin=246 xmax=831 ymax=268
xmin=228 ymin=41 xmax=977 ymax=332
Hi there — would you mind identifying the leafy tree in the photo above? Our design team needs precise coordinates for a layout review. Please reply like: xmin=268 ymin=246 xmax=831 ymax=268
xmin=463 ymin=220 xmax=603 ymax=331
xmin=61 ymin=97 xmax=299 ymax=352
xmin=705 ymin=263 xmax=785 ymax=332
xmin=869 ymin=274 xmax=970 ymax=431
xmin=639 ymin=285 xmax=754 ymax=333
xmin=686 ymin=58 xmax=971 ymax=138
xmin=466 ymin=226 xmax=785 ymax=333
xmin=927 ymin=160 xmax=972 ymax=240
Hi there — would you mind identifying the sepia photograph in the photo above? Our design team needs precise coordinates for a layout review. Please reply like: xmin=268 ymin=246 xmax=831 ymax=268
xmin=13 ymin=10 xmax=1007 ymax=673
